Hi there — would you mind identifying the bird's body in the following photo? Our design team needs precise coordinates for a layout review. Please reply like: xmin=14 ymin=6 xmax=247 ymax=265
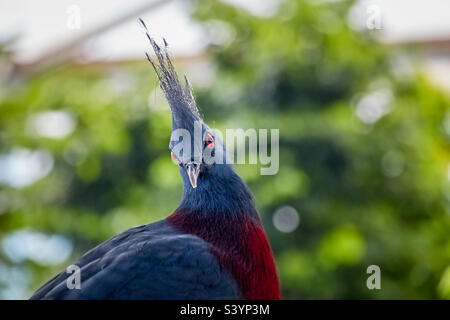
xmin=31 ymin=170 xmax=280 ymax=299
xmin=31 ymin=220 xmax=241 ymax=299
xmin=30 ymin=20 xmax=280 ymax=300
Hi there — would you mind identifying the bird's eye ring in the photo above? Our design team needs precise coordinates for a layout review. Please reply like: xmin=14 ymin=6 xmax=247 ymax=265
xmin=205 ymin=134 xmax=214 ymax=148
xmin=171 ymin=151 xmax=179 ymax=164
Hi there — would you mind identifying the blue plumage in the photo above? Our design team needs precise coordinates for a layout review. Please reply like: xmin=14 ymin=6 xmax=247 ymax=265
xmin=31 ymin=221 xmax=241 ymax=299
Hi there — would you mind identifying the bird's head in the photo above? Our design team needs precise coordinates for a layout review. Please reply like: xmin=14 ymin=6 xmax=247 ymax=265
xmin=140 ymin=19 xmax=230 ymax=190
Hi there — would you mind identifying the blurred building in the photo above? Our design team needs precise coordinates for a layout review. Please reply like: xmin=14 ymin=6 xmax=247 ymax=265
xmin=2 ymin=0 xmax=450 ymax=90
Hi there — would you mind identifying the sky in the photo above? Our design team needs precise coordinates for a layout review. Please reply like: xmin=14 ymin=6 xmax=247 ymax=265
xmin=1 ymin=0 xmax=450 ymax=63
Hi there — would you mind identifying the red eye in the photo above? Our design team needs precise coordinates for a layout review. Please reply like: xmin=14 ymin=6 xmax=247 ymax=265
xmin=171 ymin=152 xmax=179 ymax=164
xmin=206 ymin=134 xmax=214 ymax=148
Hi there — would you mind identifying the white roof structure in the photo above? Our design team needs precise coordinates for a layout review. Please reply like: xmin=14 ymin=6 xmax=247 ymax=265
xmin=1 ymin=0 xmax=450 ymax=64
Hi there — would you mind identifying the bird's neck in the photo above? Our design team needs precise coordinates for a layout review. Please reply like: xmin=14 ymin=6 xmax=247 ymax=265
xmin=178 ymin=166 xmax=258 ymax=219
xmin=167 ymin=166 xmax=281 ymax=299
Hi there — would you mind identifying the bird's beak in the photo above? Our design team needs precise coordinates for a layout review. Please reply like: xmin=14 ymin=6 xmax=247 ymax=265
xmin=185 ymin=163 xmax=200 ymax=189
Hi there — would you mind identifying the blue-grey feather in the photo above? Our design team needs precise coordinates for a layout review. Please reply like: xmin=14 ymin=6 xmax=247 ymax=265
xmin=30 ymin=220 xmax=241 ymax=300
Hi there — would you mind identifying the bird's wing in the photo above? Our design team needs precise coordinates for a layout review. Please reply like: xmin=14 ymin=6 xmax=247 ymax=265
xmin=30 ymin=220 xmax=241 ymax=300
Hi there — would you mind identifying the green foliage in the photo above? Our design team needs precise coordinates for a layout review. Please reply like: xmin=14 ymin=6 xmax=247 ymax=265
xmin=0 ymin=0 xmax=449 ymax=299
xmin=191 ymin=0 xmax=450 ymax=299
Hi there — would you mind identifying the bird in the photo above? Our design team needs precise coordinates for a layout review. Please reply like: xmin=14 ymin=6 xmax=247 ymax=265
xmin=30 ymin=19 xmax=280 ymax=300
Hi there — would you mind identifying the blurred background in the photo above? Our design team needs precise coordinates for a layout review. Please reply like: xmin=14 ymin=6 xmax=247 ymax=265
xmin=0 ymin=0 xmax=449 ymax=299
